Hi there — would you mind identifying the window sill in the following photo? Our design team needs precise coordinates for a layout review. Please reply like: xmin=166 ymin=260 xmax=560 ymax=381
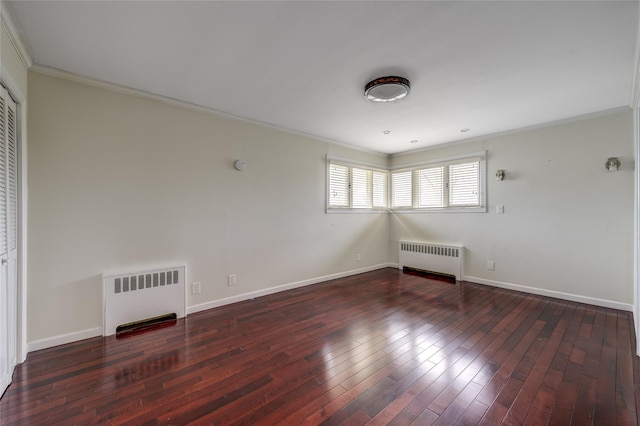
xmin=326 ymin=208 xmax=390 ymax=214
xmin=390 ymin=206 xmax=487 ymax=213
xmin=326 ymin=206 xmax=487 ymax=214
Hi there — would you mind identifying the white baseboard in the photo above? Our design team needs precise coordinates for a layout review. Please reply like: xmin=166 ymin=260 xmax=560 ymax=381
xmin=26 ymin=267 xmax=631 ymax=354
xmin=28 ymin=326 xmax=103 ymax=352
xmin=187 ymin=263 xmax=396 ymax=315
xmin=464 ymin=275 xmax=633 ymax=312
xmin=25 ymin=264 xmax=396 ymax=354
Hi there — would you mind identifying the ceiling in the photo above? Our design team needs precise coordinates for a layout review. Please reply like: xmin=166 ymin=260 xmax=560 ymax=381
xmin=5 ymin=1 xmax=639 ymax=154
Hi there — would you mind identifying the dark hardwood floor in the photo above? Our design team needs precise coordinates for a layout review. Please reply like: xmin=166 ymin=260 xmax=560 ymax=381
xmin=1 ymin=267 xmax=639 ymax=425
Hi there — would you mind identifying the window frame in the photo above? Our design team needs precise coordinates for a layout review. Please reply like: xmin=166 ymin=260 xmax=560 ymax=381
xmin=326 ymin=151 xmax=486 ymax=214
xmin=390 ymin=151 xmax=487 ymax=213
xmin=326 ymin=156 xmax=389 ymax=213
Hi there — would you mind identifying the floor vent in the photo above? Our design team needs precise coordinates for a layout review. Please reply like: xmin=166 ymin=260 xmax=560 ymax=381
xmin=103 ymin=265 xmax=186 ymax=336
xmin=402 ymin=266 xmax=457 ymax=284
xmin=116 ymin=313 xmax=177 ymax=338
xmin=399 ymin=241 xmax=464 ymax=281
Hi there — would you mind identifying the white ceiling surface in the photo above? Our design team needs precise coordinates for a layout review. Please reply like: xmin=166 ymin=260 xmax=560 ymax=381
xmin=5 ymin=1 xmax=639 ymax=154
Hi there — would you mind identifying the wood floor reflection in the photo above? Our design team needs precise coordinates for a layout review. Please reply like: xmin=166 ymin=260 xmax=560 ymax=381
xmin=1 ymin=268 xmax=638 ymax=425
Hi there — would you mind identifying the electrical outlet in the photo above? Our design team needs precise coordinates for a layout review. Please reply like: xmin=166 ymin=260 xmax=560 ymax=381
xmin=356 ymin=253 xmax=361 ymax=262
xmin=496 ymin=205 xmax=504 ymax=214
xmin=487 ymin=261 xmax=495 ymax=271
xmin=192 ymin=282 xmax=201 ymax=294
xmin=228 ymin=274 xmax=236 ymax=286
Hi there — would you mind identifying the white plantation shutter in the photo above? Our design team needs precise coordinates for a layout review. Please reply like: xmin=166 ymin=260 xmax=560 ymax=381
xmin=449 ymin=161 xmax=480 ymax=206
xmin=389 ymin=152 xmax=485 ymax=211
xmin=417 ymin=166 xmax=444 ymax=208
xmin=372 ymin=171 xmax=387 ymax=208
xmin=329 ymin=164 xmax=349 ymax=207
xmin=391 ymin=171 xmax=412 ymax=208
xmin=351 ymin=168 xmax=371 ymax=208
xmin=327 ymin=159 xmax=388 ymax=210
xmin=328 ymin=153 xmax=483 ymax=212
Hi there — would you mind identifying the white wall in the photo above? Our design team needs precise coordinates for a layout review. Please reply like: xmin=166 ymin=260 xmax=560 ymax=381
xmin=26 ymin=70 xmax=636 ymax=348
xmin=27 ymin=71 xmax=390 ymax=346
xmin=390 ymin=111 xmax=634 ymax=309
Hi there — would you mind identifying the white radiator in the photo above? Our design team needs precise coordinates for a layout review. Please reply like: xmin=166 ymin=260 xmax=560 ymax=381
xmin=102 ymin=265 xmax=186 ymax=336
xmin=399 ymin=241 xmax=464 ymax=281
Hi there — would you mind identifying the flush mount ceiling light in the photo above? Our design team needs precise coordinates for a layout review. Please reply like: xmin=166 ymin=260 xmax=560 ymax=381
xmin=364 ymin=76 xmax=410 ymax=103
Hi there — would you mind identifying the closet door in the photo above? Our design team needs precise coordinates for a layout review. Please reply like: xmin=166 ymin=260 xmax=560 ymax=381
xmin=0 ymin=86 xmax=17 ymax=397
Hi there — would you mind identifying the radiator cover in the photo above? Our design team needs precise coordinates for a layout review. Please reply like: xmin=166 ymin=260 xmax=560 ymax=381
xmin=399 ymin=241 xmax=464 ymax=281
xmin=103 ymin=265 xmax=186 ymax=336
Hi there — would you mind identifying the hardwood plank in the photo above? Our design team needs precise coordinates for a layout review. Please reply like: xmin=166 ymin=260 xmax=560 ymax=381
xmin=456 ymin=399 xmax=489 ymax=425
xmin=502 ymin=303 xmax=569 ymax=425
xmin=0 ymin=268 xmax=638 ymax=425
xmin=432 ymin=381 xmax=483 ymax=425
xmin=388 ymin=408 xmax=418 ymax=425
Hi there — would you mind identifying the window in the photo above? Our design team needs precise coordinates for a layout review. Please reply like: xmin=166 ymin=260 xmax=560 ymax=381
xmin=328 ymin=164 xmax=349 ymax=207
xmin=328 ymin=160 xmax=387 ymax=211
xmin=449 ymin=161 xmax=480 ymax=206
xmin=391 ymin=171 xmax=411 ymax=208
xmin=418 ymin=166 xmax=444 ymax=208
xmin=390 ymin=153 xmax=485 ymax=212
xmin=327 ymin=152 xmax=485 ymax=213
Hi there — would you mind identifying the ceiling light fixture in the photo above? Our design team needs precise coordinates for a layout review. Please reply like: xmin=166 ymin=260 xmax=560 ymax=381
xmin=365 ymin=76 xmax=410 ymax=103
xmin=383 ymin=130 xmax=391 ymax=134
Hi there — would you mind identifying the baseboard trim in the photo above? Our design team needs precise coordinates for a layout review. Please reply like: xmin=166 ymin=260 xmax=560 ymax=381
xmin=28 ymin=326 xmax=103 ymax=352
xmin=27 ymin=267 xmax=630 ymax=353
xmin=187 ymin=263 xmax=396 ymax=315
xmin=25 ymin=264 xmax=396 ymax=354
xmin=464 ymin=275 xmax=633 ymax=312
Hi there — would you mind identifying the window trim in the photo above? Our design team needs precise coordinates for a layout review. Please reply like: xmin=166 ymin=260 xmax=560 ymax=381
xmin=326 ymin=155 xmax=389 ymax=214
xmin=390 ymin=151 xmax=487 ymax=213
xmin=326 ymin=151 xmax=487 ymax=214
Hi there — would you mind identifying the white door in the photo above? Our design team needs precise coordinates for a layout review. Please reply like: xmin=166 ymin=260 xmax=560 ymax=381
xmin=0 ymin=86 xmax=18 ymax=397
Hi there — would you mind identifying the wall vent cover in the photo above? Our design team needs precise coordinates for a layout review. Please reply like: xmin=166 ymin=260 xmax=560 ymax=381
xmin=399 ymin=241 xmax=464 ymax=281
xmin=103 ymin=265 xmax=186 ymax=336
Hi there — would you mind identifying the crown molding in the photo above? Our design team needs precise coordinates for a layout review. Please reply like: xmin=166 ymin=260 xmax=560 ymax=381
xmin=30 ymin=64 xmax=387 ymax=158
xmin=391 ymin=105 xmax=632 ymax=159
xmin=1 ymin=1 xmax=33 ymax=69
xmin=31 ymin=61 xmax=629 ymax=162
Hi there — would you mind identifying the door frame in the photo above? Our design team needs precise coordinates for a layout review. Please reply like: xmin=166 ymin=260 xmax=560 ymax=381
xmin=1 ymin=67 xmax=27 ymax=364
